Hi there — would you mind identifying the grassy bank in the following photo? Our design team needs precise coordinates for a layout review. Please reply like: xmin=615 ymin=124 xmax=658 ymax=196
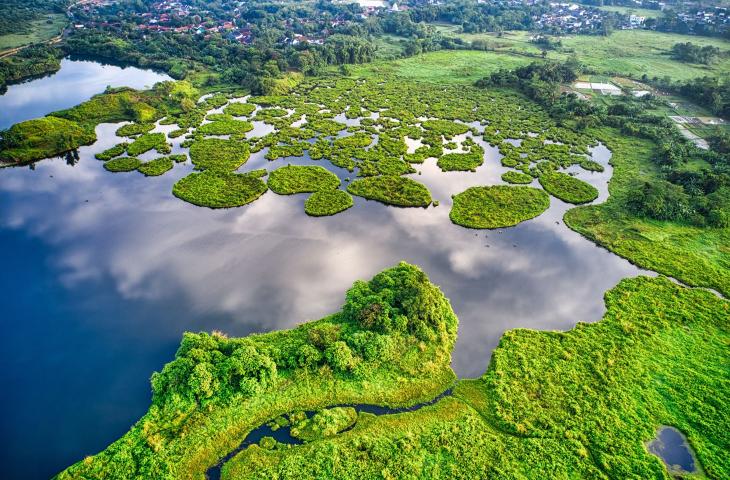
xmin=564 ymin=126 xmax=730 ymax=297
xmin=0 ymin=14 xmax=65 ymax=51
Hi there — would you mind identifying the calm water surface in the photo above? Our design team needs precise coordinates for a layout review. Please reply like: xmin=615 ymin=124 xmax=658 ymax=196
xmin=0 ymin=64 xmax=647 ymax=479
xmin=647 ymin=426 xmax=698 ymax=474
xmin=0 ymin=58 xmax=171 ymax=130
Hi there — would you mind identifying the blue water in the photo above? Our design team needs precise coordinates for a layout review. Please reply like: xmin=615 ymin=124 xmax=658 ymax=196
xmin=0 ymin=58 xmax=171 ymax=130
xmin=0 ymin=61 xmax=647 ymax=479
xmin=648 ymin=426 xmax=697 ymax=473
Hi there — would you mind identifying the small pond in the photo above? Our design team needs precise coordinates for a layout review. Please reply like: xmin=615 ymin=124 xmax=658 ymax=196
xmin=647 ymin=426 xmax=698 ymax=475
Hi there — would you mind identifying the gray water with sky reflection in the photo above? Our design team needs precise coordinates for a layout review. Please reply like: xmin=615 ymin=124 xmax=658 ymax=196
xmin=0 ymin=60 xmax=647 ymax=479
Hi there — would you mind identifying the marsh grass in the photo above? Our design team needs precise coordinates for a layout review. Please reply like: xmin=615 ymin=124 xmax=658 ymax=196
xmin=189 ymin=138 xmax=250 ymax=172
xmin=450 ymin=185 xmax=550 ymax=228
xmin=104 ymin=156 xmax=142 ymax=172
xmin=539 ymin=171 xmax=599 ymax=204
xmin=501 ymin=170 xmax=533 ymax=184
xmin=304 ymin=190 xmax=354 ymax=217
xmin=268 ymin=165 xmax=340 ymax=195
xmin=138 ymin=157 xmax=174 ymax=176
xmin=172 ymin=169 xmax=267 ymax=208
xmin=347 ymin=176 xmax=432 ymax=207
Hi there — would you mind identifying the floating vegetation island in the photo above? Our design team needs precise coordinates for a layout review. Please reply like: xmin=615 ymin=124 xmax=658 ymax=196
xmin=2 ymin=76 xmax=607 ymax=230
xmin=450 ymin=186 xmax=550 ymax=229
xmin=172 ymin=170 xmax=268 ymax=208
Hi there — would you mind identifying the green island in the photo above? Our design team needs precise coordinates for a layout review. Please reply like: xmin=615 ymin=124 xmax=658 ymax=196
xmin=0 ymin=117 xmax=95 ymax=164
xmin=172 ymin=170 xmax=268 ymax=209
xmin=289 ymin=407 xmax=359 ymax=442
xmin=138 ymin=157 xmax=174 ymax=177
xmin=450 ymin=186 xmax=550 ymax=229
xmin=304 ymin=190 xmax=354 ymax=217
xmin=267 ymin=165 xmax=340 ymax=195
xmin=53 ymin=264 xmax=729 ymax=479
xmin=94 ymin=143 xmax=128 ymax=161
xmin=501 ymin=170 xmax=534 ymax=184
xmin=347 ymin=175 xmax=432 ymax=208
xmin=104 ymin=156 xmax=142 ymax=173
xmin=539 ymin=172 xmax=600 ymax=205
xmin=188 ymin=138 xmax=250 ymax=172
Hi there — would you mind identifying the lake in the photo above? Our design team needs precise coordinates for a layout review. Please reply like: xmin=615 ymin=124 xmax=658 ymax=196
xmin=0 ymin=61 xmax=645 ymax=479
xmin=0 ymin=58 xmax=172 ymax=130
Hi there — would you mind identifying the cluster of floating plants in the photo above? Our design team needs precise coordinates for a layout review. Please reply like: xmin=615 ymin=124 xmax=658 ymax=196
xmin=90 ymin=76 xmax=606 ymax=226
xmin=450 ymin=186 xmax=550 ymax=229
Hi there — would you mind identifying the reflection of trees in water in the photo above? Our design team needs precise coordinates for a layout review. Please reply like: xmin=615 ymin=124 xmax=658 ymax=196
xmin=65 ymin=149 xmax=80 ymax=166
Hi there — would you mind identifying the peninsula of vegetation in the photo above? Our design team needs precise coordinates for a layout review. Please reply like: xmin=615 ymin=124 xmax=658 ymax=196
xmin=53 ymin=263 xmax=728 ymax=479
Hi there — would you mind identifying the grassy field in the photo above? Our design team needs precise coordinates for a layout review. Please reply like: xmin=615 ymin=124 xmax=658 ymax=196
xmin=436 ymin=29 xmax=730 ymax=82
xmin=372 ymin=34 xmax=407 ymax=60
xmin=559 ymin=30 xmax=730 ymax=80
xmin=0 ymin=14 xmax=66 ymax=51
xmin=350 ymin=50 xmax=534 ymax=84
